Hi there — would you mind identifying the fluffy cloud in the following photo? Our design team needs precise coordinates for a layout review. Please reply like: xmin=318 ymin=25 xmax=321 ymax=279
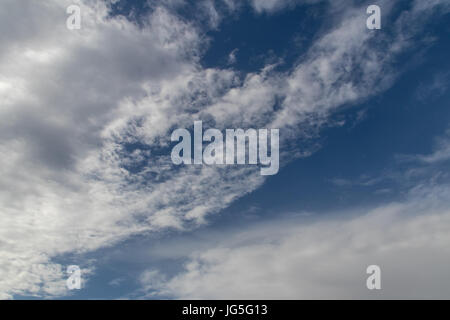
xmin=0 ymin=0 xmax=448 ymax=298
xmin=0 ymin=0 xmax=205 ymax=298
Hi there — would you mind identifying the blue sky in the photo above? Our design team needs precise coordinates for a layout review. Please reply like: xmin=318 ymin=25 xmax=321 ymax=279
xmin=1 ymin=0 xmax=450 ymax=299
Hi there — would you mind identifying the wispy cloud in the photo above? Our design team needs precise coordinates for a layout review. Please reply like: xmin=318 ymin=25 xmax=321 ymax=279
xmin=397 ymin=129 xmax=450 ymax=164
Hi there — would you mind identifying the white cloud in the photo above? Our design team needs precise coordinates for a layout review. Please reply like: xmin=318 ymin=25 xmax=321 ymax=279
xmin=141 ymin=183 xmax=450 ymax=299
xmin=0 ymin=0 xmax=206 ymax=298
xmin=397 ymin=129 xmax=450 ymax=164
xmin=227 ymin=49 xmax=238 ymax=65
xmin=249 ymin=0 xmax=321 ymax=14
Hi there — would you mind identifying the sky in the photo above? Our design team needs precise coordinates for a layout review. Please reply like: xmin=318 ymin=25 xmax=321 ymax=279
xmin=0 ymin=0 xmax=450 ymax=299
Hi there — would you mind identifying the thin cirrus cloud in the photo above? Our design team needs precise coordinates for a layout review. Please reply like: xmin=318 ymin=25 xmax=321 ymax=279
xmin=397 ymin=129 xmax=450 ymax=164
xmin=0 ymin=0 xmax=448 ymax=298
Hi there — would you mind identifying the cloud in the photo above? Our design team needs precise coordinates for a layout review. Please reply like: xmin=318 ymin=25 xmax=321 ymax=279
xmin=141 ymin=182 xmax=450 ymax=299
xmin=227 ymin=49 xmax=238 ymax=65
xmin=397 ymin=129 xmax=450 ymax=164
xmin=0 ymin=0 xmax=448 ymax=298
xmin=249 ymin=0 xmax=322 ymax=14
xmin=416 ymin=72 xmax=450 ymax=102
xmin=0 ymin=0 xmax=205 ymax=298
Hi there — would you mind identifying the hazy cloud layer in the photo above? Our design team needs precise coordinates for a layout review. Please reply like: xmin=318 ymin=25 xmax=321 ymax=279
xmin=141 ymin=182 xmax=450 ymax=299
